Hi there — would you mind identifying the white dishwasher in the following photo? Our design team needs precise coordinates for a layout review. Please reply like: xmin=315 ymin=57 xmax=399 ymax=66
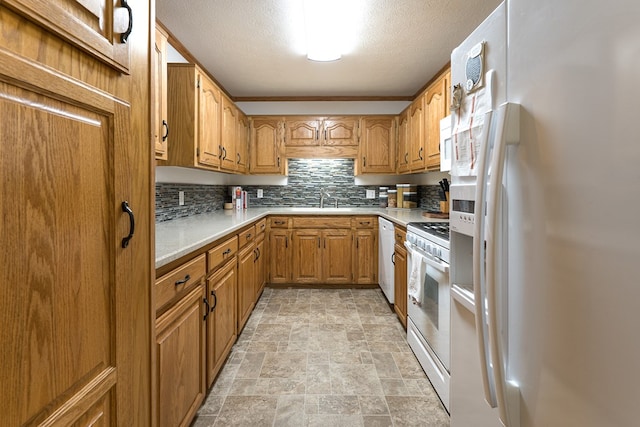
xmin=378 ymin=217 xmax=395 ymax=303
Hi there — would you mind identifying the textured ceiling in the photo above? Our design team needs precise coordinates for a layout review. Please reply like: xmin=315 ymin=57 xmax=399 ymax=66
xmin=156 ymin=0 xmax=501 ymax=98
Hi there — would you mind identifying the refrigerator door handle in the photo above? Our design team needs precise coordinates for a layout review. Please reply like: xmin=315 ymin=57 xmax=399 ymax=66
xmin=473 ymin=108 xmax=497 ymax=408
xmin=486 ymin=102 xmax=521 ymax=427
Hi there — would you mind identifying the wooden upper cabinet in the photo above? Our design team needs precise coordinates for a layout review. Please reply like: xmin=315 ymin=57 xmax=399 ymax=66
xmin=236 ymin=111 xmax=250 ymax=174
xmin=409 ymin=95 xmax=426 ymax=171
xmin=154 ymin=26 xmax=169 ymax=161
xmin=220 ymin=96 xmax=237 ymax=172
xmin=358 ymin=116 xmax=397 ymax=174
xmin=4 ymin=0 xmax=132 ymax=73
xmin=167 ymin=64 xmax=222 ymax=171
xmin=323 ymin=117 xmax=359 ymax=146
xmin=284 ymin=118 xmax=321 ymax=146
xmin=397 ymin=109 xmax=410 ymax=174
xmin=425 ymin=73 xmax=448 ymax=170
xmin=198 ymin=73 xmax=222 ymax=168
xmin=250 ymin=117 xmax=285 ymax=174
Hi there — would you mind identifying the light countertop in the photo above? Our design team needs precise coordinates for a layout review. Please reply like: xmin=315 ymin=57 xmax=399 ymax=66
xmin=156 ymin=207 xmax=447 ymax=269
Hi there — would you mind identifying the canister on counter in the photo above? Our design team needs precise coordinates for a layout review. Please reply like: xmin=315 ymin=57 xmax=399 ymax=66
xmin=388 ymin=189 xmax=397 ymax=208
xmin=396 ymin=184 xmax=409 ymax=208
xmin=403 ymin=191 xmax=417 ymax=209
xmin=379 ymin=186 xmax=388 ymax=207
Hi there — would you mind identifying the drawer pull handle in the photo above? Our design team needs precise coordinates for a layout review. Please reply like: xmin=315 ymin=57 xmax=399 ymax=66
xmin=120 ymin=0 xmax=133 ymax=44
xmin=223 ymin=248 xmax=232 ymax=256
xmin=360 ymin=221 xmax=370 ymax=225
xmin=246 ymin=233 xmax=252 ymax=240
xmin=392 ymin=252 xmax=396 ymax=265
xmin=210 ymin=290 xmax=217 ymax=312
xmin=175 ymin=274 xmax=190 ymax=286
xmin=275 ymin=220 xmax=285 ymax=225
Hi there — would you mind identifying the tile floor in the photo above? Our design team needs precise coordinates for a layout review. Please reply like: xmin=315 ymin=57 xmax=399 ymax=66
xmin=191 ymin=287 xmax=449 ymax=427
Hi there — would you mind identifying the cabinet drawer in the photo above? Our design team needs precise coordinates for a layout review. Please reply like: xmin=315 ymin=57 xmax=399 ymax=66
xmin=269 ymin=216 xmax=290 ymax=228
xmin=156 ymin=254 xmax=206 ymax=311
xmin=394 ymin=226 xmax=407 ymax=245
xmin=255 ymin=218 xmax=267 ymax=235
xmin=207 ymin=235 xmax=238 ymax=272
xmin=238 ymin=225 xmax=256 ymax=248
xmin=292 ymin=216 xmax=351 ymax=229
xmin=353 ymin=216 xmax=376 ymax=228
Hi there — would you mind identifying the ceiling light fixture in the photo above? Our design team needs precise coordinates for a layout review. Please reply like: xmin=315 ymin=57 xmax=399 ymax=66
xmin=303 ymin=0 xmax=345 ymax=62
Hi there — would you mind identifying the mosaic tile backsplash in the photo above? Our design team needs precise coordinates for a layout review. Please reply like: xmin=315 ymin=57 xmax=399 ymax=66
xmin=156 ymin=159 xmax=444 ymax=222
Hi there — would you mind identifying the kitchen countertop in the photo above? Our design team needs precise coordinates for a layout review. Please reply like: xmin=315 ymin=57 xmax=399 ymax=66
xmin=156 ymin=207 xmax=448 ymax=269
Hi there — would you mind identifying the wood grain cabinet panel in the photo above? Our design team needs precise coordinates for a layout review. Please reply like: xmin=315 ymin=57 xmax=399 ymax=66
xmin=425 ymin=72 xmax=448 ymax=170
xmin=4 ymin=0 xmax=131 ymax=72
xmin=323 ymin=117 xmax=359 ymax=146
xmin=206 ymin=260 xmax=237 ymax=387
xmin=354 ymin=229 xmax=378 ymax=284
xmin=154 ymin=25 xmax=169 ymax=160
xmin=268 ymin=229 xmax=291 ymax=283
xmin=394 ymin=229 xmax=408 ymax=329
xmin=397 ymin=109 xmax=411 ymax=173
xmin=0 ymin=43 xmax=149 ymax=425
xmin=156 ymin=285 xmax=206 ymax=427
xmin=358 ymin=116 xmax=397 ymax=174
xmin=323 ymin=229 xmax=353 ymax=284
xmin=167 ymin=64 xmax=222 ymax=171
xmin=250 ymin=117 xmax=285 ymax=174
xmin=236 ymin=111 xmax=250 ymax=174
xmin=237 ymin=242 xmax=256 ymax=332
xmin=284 ymin=118 xmax=322 ymax=146
xmin=221 ymin=95 xmax=237 ymax=172
xmin=292 ymin=229 xmax=323 ymax=283
xmin=409 ymin=96 xmax=426 ymax=171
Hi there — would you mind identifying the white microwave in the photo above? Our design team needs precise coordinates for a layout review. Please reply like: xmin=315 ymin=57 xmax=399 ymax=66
xmin=440 ymin=115 xmax=452 ymax=172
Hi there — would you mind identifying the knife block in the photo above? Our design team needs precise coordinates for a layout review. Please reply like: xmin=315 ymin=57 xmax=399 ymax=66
xmin=440 ymin=193 xmax=450 ymax=213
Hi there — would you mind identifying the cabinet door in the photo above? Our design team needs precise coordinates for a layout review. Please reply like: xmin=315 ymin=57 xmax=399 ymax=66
xmin=323 ymin=229 xmax=353 ymax=284
xmin=221 ymin=96 xmax=237 ymax=171
xmin=4 ymin=0 xmax=131 ymax=72
xmin=409 ymin=96 xmax=426 ymax=171
xmin=154 ymin=27 xmax=169 ymax=160
xmin=255 ymin=237 xmax=266 ymax=299
xmin=292 ymin=229 xmax=323 ymax=283
xmin=250 ymin=118 xmax=284 ymax=174
xmin=156 ymin=285 xmax=206 ymax=427
xmin=359 ymin=117 xmax=397 ymax=174
xmin=0 ymin=54 xmax=148 ymax=425
xmin=198 ymin=74 xmax=222 ymax=168
xmin=268 ymin=229 xmax=291 ymax=283
xmin=397 ymin=110 xmax=411 ymax=173
xmin=323 ymin=117 xmax=359 ymax=146
xmin=207 ymin=261 xmax=237 ymax=387
xmin=354 ymin=229 xmax=378 ymax=284
xmin=394 ymin=244 xmax=408 ymax=329
xmin=236 ymin=112 xmax=250 ymax=174
xmin=425 ymin=75 xmax=447 ymax=170
xmin=284 ymin=118 xmax=321 ymax=146
xmin=237 ymin=243 xmax=256 ymax=332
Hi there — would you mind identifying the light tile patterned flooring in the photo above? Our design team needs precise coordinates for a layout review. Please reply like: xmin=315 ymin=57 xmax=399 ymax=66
xmin=191 ymin=287 xmax=449 ymax=427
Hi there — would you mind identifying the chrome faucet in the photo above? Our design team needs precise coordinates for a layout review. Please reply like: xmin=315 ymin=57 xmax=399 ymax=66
xmin=319 ymin=188 xmax=338 ymax=208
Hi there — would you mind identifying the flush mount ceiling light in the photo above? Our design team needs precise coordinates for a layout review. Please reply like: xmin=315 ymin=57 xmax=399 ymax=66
xmin=303 ymin=0 xmax=362 ymax=62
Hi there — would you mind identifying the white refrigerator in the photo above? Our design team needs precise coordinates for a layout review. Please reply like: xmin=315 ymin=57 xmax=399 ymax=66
xmin=448 ymin=1 xmax=640 ymax=426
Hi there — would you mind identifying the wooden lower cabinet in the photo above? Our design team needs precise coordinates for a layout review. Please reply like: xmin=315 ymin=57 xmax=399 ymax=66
xmin=255 ymin=234 xmax=266 ymax=299
xmin=269 ymin=228 xmax=292 ymax=283
xmin=323 ymin=229 xmax=353 ymax=283
xmin=292 ymin=229 xmax=323 ymax=283
xmin=156 ymin=284 xmax=207 ymax=427
xmin=206 ymin=260 xmax=237 ymax=388
xmin=394 ymin=242 xmax=408 ymax=328
xmin=354 ymin=229 xmax=378 ymax=284
xmin=237 ymin=241 xmax=256 ymax=332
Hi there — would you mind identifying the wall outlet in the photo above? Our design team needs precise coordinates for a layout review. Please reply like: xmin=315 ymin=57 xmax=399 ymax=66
xmin=366 ymin=189 xmax=376 ymax=199
xmin=257 ymin=189 xmax=263 ymax=198
xmin=178 ymin=191 xmax=185 ymax=206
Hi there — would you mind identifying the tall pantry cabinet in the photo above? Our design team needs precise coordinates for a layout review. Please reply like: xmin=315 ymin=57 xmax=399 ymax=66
xmin=0 ymin=2 xmax=152 ymax=426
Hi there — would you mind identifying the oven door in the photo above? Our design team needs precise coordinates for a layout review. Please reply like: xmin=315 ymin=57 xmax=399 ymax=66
xmin=405 ymin=241 xmax=451 ymax=371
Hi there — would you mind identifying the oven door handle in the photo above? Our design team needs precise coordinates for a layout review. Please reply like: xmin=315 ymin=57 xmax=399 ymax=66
xmin=404 ymin=241 xmax=449 ymax=274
